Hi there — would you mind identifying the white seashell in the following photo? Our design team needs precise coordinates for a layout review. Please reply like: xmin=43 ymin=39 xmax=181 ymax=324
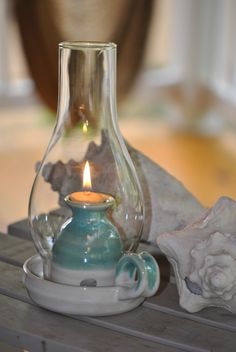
xmin=40 ymin=134 xmax=204 ymax=243
xmin=157 ymin=196 xmax=236 ymax=314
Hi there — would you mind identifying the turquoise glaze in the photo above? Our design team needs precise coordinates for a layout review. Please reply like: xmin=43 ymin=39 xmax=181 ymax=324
xmin=52 ymin=195 xmax=123 ymax=270
xmin=140 ymin=252 xmax=159 ymax=291
xmin=115 ymin=251 xmax=160 ymax=299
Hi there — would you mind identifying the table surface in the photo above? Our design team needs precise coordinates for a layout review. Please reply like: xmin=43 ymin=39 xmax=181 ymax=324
xmin=0 ymin=219 xmax=235 ymax=352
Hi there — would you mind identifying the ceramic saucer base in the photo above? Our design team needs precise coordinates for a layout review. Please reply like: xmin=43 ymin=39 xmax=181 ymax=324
xmin=23 ymin=255 xmax=145 ymax=316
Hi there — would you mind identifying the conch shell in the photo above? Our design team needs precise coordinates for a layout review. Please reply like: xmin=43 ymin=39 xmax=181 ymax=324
xmin=157 ymin=196 xmax=236 ymax=314
xmin=40 ymin=132 xmax=204 ymax=243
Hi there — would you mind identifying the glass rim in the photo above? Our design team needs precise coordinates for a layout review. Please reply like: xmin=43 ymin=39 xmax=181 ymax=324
xmin=59 ymin=41 xmax=117 ymax=51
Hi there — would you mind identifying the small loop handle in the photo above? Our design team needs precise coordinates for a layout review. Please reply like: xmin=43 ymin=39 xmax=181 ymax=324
xmin=115 ymin=251 xmax=159 ymax=300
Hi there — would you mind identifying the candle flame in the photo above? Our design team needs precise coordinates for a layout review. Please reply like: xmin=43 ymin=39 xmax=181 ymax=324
xmin=83 ymin=161 xmax=92 ymax=190
xmin=82 ymin=121 xmax=88 ymax=133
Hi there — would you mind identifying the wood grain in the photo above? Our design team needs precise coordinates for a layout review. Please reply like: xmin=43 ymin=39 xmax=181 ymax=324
xmin=0 ymin=233 xmax=35 ymax=266
xmin=0 ymin=256 xmax=235 ymax=351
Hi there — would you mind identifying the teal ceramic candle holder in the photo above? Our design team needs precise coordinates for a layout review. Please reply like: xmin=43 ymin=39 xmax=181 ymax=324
xmin=51 ymin=192 xmax=123 ymax=286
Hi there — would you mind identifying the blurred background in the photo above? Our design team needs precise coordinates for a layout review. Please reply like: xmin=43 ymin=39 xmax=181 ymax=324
xmin=1 ymin=0 xmax=236 ymax=233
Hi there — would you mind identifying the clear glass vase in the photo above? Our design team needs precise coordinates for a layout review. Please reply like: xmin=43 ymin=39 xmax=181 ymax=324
xmin=28 ymin=42 xmax=144 ymax=279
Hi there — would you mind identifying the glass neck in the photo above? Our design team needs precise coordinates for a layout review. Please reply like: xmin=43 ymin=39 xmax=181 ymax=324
xmin=57 ymin=42 xmax=117 ymax=131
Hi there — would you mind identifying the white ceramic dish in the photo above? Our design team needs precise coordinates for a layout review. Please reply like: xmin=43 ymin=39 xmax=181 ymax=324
xmin=23 ymin=255 xmax=145 ymax=316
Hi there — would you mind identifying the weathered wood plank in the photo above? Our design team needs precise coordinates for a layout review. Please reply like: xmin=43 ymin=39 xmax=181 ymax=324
xmin=5 ymin=221 xmax=236 ymax=351
xmin=0 ymin=293 xmax=182 ymax=352
xmin=0 ymin=260 xmax=236 ymax=352
xmin=3 ymin=226 xmax=236 ymax=332
xmin=93 ymin=305 xmax=236 ymax=352
xmin=0 ymin=261 xmax=27 ymax=302
xmin=8 ymin=219 xmax=31 ymax=241
xmin=1 ymin=253 xmax=235 ymax=339
xmin=145 ymin=282 xmax=236 ymax=333
xmin=0 ymin=233 xmax=35 ymax=266
xmin=3 ymin=227 xmax=236 ymax=334
xmin=0 ymin=260 xmax=185 ymax=352
xmin=0 ymin=341 xmax=20 ymax=352
xmin=0 ymin=261 xmax=193 ymax=352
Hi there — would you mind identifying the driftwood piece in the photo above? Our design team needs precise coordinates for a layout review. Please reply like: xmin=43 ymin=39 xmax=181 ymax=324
xmin=41 ymin=133 xmax=204 ymax=243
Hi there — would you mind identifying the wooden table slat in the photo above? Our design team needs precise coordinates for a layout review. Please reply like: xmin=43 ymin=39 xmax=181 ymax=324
xmin=0 ymin=261 xmax=201 ymax=352
xmin=4 ymin=220 xmax=236 ymax=351
xmin=8 ymin=219 xmax=31 ymax=241
xmin=0 ymin=233 xmax=35 ymax=266
xmin=145 ymin=283 xmax=236 ymax=333
xmin=2 ymin=232 xmax=236 ymax=334
xmin=0 ymin=293 xmax=181 ymax=352
xmin=0 ymin=260 xmax=236 ymax=352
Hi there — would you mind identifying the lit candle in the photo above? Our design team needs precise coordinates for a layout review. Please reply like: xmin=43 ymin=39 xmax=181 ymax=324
xmin=51 ymin=160 xmax=122 ymax=287
xmin=68 ymin=161 xmax=114 ymax=206
xmin=82 ymin=121 xmax=88 ymax=133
